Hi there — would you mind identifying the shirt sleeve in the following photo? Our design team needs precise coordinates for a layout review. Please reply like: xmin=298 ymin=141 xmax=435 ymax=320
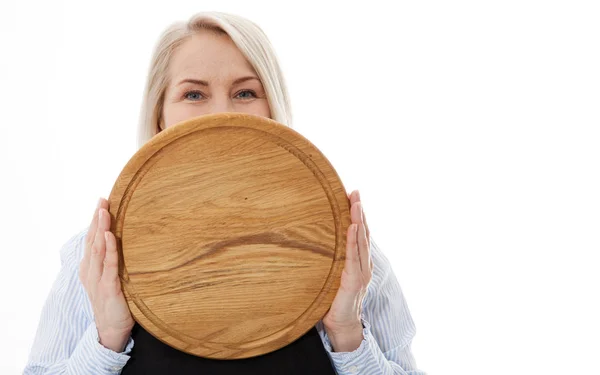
xmin=318 ymin=237 xmax=427 ymax=375
xmin=23 ymin=230 xmax=134 ymax=375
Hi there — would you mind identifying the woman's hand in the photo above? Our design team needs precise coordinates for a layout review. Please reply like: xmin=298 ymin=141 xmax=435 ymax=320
xmin=323 ymin=190 xmax=373 ymax=352
xmin=79 ymin=198 xmax=135 ymax=353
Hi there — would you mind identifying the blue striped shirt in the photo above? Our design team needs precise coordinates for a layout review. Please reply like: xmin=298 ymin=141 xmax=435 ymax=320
xmin=24 ymin=228 xmax=426 ymax=374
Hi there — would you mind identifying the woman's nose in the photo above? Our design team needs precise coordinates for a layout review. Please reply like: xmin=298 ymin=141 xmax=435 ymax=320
xmin=208 ymin=98 xmax=234 ymax=114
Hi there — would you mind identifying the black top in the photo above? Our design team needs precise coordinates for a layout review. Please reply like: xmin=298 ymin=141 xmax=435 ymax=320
xmin=120 ymin=322 xmax=337 ymax=375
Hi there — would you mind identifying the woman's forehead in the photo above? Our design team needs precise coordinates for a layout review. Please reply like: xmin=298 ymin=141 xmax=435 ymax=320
xmin=169 ymin=32 xmax=256 ymax=83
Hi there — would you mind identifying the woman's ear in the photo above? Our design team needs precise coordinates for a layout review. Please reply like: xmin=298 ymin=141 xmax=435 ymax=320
xmin=157 ymin=113 xmax=165 ymax=131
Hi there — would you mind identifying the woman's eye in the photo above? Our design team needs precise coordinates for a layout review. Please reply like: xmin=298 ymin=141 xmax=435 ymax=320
xmin=184 ymin=91 xmax=204 ymax=101
xmin=236 ymin=90 xmax=257 ymax=99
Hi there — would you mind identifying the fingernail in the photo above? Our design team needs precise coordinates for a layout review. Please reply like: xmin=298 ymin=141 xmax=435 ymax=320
xmin=97 ymin=198 xmax=103 ymax=208
xmin=356 ymin=190 xmax=361 ymax=201
xmin=99 ymin=208 xmax=103 ymax=220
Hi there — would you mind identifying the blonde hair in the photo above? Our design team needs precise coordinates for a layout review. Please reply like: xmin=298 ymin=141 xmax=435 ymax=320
xmin=136 ymin=11 xmax=293 ymax=149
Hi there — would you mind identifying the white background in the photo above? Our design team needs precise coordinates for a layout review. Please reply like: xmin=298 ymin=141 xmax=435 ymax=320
xmin=1 ymin=0 xmax=599 ymax=374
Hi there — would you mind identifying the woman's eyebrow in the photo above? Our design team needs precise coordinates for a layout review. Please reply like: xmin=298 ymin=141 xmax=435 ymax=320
xmin=178 ymin=78 xmax=209 ymax=86
xmin=231 ymin=76 xmax=260 ymax=85
xmin=176 ymin=76 xmax=259 ymax=87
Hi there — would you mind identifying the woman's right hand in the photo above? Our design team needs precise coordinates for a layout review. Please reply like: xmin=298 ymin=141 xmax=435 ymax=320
xmin=79 ymin=198 xmax=135 ymax=353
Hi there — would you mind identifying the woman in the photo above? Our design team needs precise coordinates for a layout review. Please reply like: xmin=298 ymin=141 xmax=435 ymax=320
xmin=24 ymin=11 xmax=425 ymax=375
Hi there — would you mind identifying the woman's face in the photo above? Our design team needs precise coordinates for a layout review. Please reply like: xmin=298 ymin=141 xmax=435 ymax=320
xmin=162 ymin=31 xmax=271 ymax=129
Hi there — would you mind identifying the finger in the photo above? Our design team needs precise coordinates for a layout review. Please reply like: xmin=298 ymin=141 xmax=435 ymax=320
xmin=101 ymin=231 xmax=120 ymax=288
xmin=355 ymin=202 xmax=369 ymax=270
xmin=350 ymin=198 xmax=362 ymax=226
xmin=86 ymin=198 xmax=110 ymax=247
xmin=360 ymin=201 xmax=371 ymax=243
xmin=354 ymin=202 xmax=369 ymax=272
xmin=357 ymin=212 xmax=370 ymax=275
xmin=351 ymin=191 xmax=370 ymax=240
xmin=349 ymin=191 xmax=372 ymax=266
xmin=82 ymin=199 xmax=109 ymax=278
xmin=81 ymin=199 xmax=102 ymax=278
xmin=357 ymin=201 xmax=372 ymax=277
xmin=88 ymin=207 xmax=109 ymax=285
xmin=344 ymin=223 xmax=361 ymax=277
xmin=349 ymin=190 xmax=360 ymax=206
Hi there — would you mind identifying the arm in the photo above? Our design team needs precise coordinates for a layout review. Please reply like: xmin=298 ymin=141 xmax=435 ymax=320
xmin=319 ymin=237 xmax=426 ymax=375
xmin=23 ymin=230 xmax=134 ymax=375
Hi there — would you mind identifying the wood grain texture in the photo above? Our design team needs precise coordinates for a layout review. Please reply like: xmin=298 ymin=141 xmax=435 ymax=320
xmin=108 ymin=113 xmax=350 ymax=359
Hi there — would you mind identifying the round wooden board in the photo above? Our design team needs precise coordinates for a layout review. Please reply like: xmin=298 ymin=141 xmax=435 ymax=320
xmin=107 ymin=113 xmax=350 ymax=359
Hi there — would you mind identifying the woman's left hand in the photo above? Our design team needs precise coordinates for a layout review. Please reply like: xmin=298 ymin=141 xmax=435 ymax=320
xmin=322 ymin=189 xmax=373 ymax=352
